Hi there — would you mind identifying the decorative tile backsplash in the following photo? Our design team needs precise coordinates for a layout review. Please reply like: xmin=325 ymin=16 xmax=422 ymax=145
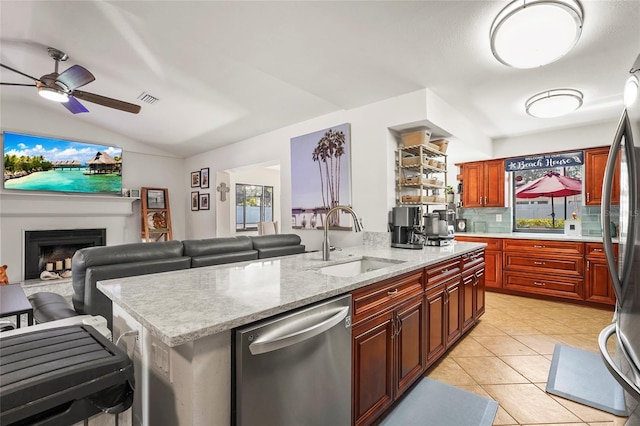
xmin=456 ymin=205 xmax=618 ymax=236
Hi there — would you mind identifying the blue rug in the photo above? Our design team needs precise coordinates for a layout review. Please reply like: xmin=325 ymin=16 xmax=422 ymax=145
xmin=546 ymin=344 xmax=628 ymax=416
xmin=379 ymin=377 xmax=498 ymax=426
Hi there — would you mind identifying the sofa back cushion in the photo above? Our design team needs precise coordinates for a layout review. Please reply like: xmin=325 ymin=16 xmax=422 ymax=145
xmin=252 ymin=234 xmax=305 ymax=259
xmin=183 ymin=236 xmax=258 ymax=268
xmin=72 ymin=240 xmax=186 ymax=315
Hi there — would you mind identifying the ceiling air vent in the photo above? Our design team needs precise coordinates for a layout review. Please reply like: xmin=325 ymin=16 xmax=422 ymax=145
xmin=137 ymin=92 xmax=159 ymax=104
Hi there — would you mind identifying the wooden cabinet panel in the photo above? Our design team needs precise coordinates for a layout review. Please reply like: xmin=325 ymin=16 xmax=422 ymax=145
xmin=460 ymin=160 xmax=504 ymax=208
xmin=485 ymin=160 xmax=505 ymax=207
xmin=503 ymin=253 xmax=583 ymax=276
xmin=395 ymin=297 xmax=425 ymax=398
xmin=462 ymin=270 xmax=475 ymax=332
xmin=425 ymin=258 xmax=460 ymax=288
xmin=445 ymin=276 xmax=462 ymax=347
xmin=502 ymin=239 xmax=583 ymax=256
xmin=353 ymin=312 xmax=394 ymax=426
xmin=585 ymin=147 xmax=620 ymax=206
xmin=585 ymin=242 xmax=618 ymax=305
xmin=425 ymin=283 xmax=446 ymax=366
xmin=474 ymin=267 xmax=486 ymax=318
xmin=503 ymin=271 xmax=584 ymax=300
xmin=456 ymin=237 xmax=501 ymax=288
xmin=352 ymin=271 xmax=424 ymax=325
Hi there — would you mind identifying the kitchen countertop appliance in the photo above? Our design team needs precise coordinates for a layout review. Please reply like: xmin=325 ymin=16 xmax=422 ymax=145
xmin=425 ymin=209 xmax=455 ymax=246
xmin=233 ymin=294 xmax=352 ymax=426
xmin=391 ymin=206 xmax=424 ymax=249
xmin=599 ymin=52 xmax=640 ymax=423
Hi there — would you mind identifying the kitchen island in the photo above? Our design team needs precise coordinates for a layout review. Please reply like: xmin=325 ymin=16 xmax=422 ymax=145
xmin=98 ymin=241 xmax=484 ymax=425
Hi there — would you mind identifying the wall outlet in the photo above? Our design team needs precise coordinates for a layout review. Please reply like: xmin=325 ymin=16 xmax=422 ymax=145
xmin=496 ymin=214 xmax=502 ymax=222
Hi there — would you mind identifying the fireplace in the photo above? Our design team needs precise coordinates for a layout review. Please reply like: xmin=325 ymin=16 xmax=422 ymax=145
xmin=24 ymin=229 xmax=106 ymax=280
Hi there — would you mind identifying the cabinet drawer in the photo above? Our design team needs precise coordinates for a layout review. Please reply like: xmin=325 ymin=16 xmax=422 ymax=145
xmin=351 ymin=270 xmax=424 ymax=325
xmin=425 ymin=258 xmax=461 ymax=288
xmin=502 ymin=239 xmax=583 ymax=255
xmin=503 ymin=253 xmax=583 ymax=276
xmin=461 ymin=249 xmax=485 ymax=270
xmin=585 ymin=242 xmax=618 ymax=259
xmin=456 ymin=236 xmax=502 ymax=251
xmin=503 ymin=271 xmax=583 ymax=300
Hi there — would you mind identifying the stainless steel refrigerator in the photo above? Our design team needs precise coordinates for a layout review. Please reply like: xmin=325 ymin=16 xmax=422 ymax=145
xmin=599 ymin=53 xmax=640 ymax=420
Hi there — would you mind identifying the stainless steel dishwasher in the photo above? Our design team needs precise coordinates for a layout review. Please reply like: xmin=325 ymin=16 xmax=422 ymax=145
xmin=233 ymin=294 xmax=352 ymax=426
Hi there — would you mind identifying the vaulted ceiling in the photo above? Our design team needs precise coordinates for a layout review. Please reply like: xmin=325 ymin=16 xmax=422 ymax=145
xmin=1 ymin=1 xmax=638 ymax=158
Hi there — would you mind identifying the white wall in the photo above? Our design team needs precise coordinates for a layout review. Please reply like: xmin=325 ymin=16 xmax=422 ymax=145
xmin=492 ymin=119 xmax=619 ymax=159
xmin=185 ymin=89 xmax=490 ymax=251
xmin=0 ymin=100 xmax=185 ymax=283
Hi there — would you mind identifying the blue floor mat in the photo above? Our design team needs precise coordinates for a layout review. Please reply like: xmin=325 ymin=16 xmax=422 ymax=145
xmin=546 ymin=344 xmax=628 ymax=416
xmin=379 ymin=377 xmax=498 ymax=426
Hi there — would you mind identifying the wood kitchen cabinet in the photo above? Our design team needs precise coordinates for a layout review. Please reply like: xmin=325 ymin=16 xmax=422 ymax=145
xmin=424 ymin=257 xmax=462 ymax=367
xmin=351 ymin=270 xmax=424 ymax=426
xmin=461 ymin=160 xmax=505 ymax=208
xmin=502 ymin=239 xmax=584 ymax=301
xmin=585 ymin=147 xmax=620 ymax=205
xmin=462 ymin=249 xmax=486 ymax=332
xmin=585 ymin=242 xmax=618 ymax=305
xmin=456 ymin=237 xmax=502 ymax=288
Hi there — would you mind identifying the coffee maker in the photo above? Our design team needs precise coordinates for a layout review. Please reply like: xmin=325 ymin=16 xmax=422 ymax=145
xmin=390 ymin=206 xmax=423 ymax=249
xmin=424 ymin=209 xmax=455 ymax=246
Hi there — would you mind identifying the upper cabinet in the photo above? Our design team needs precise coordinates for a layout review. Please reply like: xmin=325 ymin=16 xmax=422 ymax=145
xmin=461 ymin=160 xmax=505 ymax=208
xmin=584 ymin=147 xmax=620 ymax=205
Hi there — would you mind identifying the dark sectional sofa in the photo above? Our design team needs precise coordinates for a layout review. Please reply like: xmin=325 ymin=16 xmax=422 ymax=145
xmin=30 ymin=234 xmax=305 ymax=329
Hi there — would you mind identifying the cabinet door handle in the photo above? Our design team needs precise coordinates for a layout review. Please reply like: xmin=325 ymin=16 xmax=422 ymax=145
xmin=395 ymin=315 xmax=402 ymax=337
xmin=533 ymin=261 xmax=545 ymax=265
xmin=534 ymin=281 xmax=545 ymax=286
xmin=587 ymin=192 xmax=590 ymax=202
xmin=593 ymin=248 xmax=603 ymax=252
xmin=484 ymin=196 xmax=487 ymax=205
xmin=533 ymin=245 xmax=546 ymax=248
xmin=387 ymin=289 xmax=399 ymax=296
xmin=587 ymin=260 xmax=590 ymax=271
xmin=479 ymin=196 xmax=482 ymax=205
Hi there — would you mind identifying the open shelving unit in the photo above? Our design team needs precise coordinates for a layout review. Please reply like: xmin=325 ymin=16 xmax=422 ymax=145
xmin=396 ymin=131 xmax=448 ymax=214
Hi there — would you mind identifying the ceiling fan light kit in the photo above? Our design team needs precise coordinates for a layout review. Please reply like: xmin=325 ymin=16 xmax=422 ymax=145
xmin=0 ymin=47 xmax=141 ymax=114
xmin=525 ymin=88 xmax=584 ymax=118
xmin=490 ymin=0 xmax=583 ymax=69
xmin=37 ymin=86 xmax=69 ymax=103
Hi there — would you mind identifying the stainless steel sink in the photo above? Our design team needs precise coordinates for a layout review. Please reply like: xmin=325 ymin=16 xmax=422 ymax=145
xmin=316 ymin=257 xmax=405 ymax=277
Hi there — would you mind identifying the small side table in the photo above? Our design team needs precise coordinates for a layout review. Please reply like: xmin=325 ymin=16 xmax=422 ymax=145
xmin=0 ymin=284 xmax=34 ymax=328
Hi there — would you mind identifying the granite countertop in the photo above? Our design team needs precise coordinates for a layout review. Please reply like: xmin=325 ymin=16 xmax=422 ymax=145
xmin=456 ymin=232 xmax=615 ymax=243
xmin=98 ymin=242 xmax=484 ymax=347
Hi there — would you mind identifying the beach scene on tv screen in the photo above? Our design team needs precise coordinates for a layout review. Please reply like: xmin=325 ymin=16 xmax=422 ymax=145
xmin=3 ymin=132 xmax=122 ymax=194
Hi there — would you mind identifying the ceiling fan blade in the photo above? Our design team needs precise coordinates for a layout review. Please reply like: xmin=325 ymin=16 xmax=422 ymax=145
xmin=0 ymin=63 xmax=40 ymax=82
xmin=62 ymin=96 xmax=89 ymax=114
xmin=0 ymin=82 xmax=37 ymax=87
xmin=56 ymin=65 xmax=95 ymax=91
xmin=72 ymin=90 xmax=141 ymax=114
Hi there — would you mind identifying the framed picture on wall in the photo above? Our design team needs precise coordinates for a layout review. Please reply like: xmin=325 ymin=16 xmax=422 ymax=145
xmin=199 ymin=193 xmax=210 ymax=210
xmin=191 ymin=171 xmax=201 ymax=188
xmin=200 ymin=168 xmax=210 ymax=189
xmin=191 ymin=191 xmax=199 ymax=211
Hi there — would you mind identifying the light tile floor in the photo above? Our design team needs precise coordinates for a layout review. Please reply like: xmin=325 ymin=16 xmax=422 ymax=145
xmin=426 ymin=292 xmax=629 ymax=426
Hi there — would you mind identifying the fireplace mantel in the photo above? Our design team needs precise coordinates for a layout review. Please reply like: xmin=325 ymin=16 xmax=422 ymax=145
xmin=0 ymin=192 xmax=138 ymax=217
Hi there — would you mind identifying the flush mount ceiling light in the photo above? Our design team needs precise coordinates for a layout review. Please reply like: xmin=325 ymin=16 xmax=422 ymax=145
xmin=490 ymin=0 xmax=583 ymax=69
xmin=525 ymin=88 xmax=583 ymax=118
xmin=38 ymin=86 xmax=69 ymax=103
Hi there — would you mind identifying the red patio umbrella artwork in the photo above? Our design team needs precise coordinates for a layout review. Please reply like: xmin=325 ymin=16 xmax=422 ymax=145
xmin=515 ymin=171 xmax=582 ymax=228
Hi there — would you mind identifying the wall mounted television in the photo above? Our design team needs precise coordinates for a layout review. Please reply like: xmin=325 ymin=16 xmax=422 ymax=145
xmin=2 ymin=131 xmax=123 ymax=195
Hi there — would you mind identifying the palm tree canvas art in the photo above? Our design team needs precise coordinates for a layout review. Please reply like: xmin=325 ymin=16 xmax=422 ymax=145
xmin=290 ymin=123 xmax=352 ymax=230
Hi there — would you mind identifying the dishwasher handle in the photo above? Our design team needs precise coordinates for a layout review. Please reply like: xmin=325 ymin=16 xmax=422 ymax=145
xmin=249 ymin=306 xmax=349 ymax=355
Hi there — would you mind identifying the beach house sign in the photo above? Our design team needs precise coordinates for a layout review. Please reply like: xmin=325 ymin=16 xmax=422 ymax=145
xmin=505 ymin=151 xmax=584 ymax=172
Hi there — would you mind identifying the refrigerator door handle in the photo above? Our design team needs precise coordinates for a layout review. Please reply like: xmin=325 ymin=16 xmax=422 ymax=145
xmin=599 ymin=324 xmax=640 ymax=400
xmin=602 ymin=110 xmax=636 ymax=303
xmin=249 ymin=306 xmax=349 ymax=355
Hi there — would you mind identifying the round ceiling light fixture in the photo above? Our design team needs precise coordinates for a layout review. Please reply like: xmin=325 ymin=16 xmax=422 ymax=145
xmin=490 ymin=0 xmax=583 ymax=69
xmin=525 ymin=88 xmax=584 ymax=118
xmin=38 ymin=86 xmax=69 ymax=103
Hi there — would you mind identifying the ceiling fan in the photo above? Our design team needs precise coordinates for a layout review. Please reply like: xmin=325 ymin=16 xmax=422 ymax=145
xmin=0 ymin=47 xmax=141 ymax=114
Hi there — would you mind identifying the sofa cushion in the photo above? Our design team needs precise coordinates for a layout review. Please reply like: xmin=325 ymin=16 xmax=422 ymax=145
xmin=29 ymin=292 xmax=79 ymax=323
xmin=183 ymin=236 xmax=254 ymax=257
xmin=190 ymin=251 xmax=258 ymax=268
xmin=72 ymin=240 xmax=186 ymax=316
xmin=252 ymin=234 xmax=305 ymax=258
xmin=83 ymin=257 xmax=191 ymax=329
